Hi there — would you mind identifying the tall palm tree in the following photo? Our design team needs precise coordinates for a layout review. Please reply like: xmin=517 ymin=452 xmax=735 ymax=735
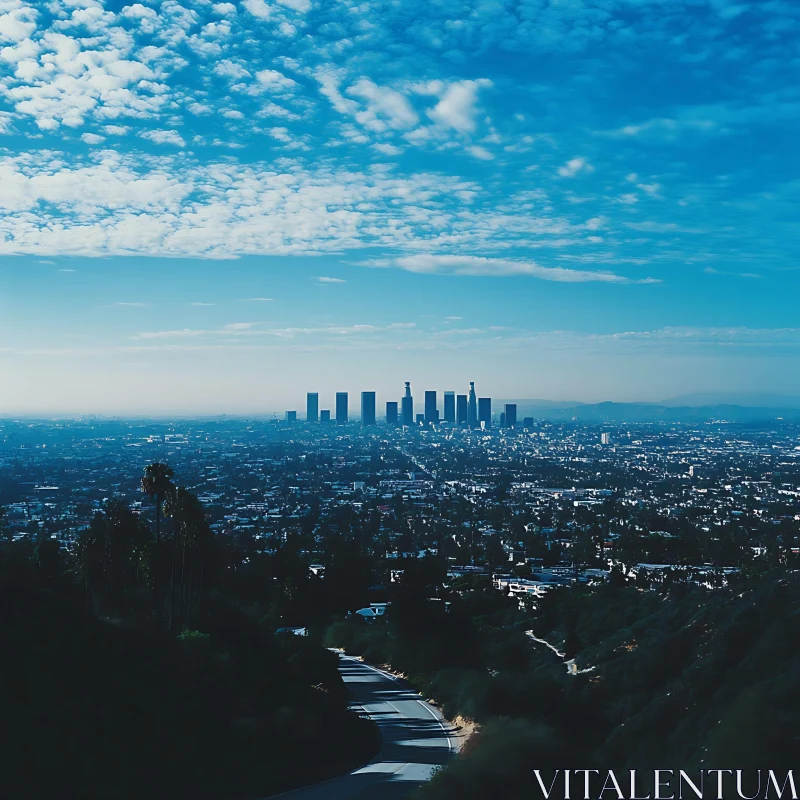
xmin=165 ymin=487 xmax=211 ymax=631
xmin=140 ymin=463 xmax=175 ymax=544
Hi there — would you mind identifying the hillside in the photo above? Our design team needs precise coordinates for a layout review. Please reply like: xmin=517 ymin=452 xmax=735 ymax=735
xmin=0 ymin=578 xmax=378 ymax=799
xmin=330 ymin=571 xmax=800 ymax=800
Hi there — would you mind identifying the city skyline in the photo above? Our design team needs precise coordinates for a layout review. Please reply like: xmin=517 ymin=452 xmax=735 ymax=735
xmin=1 ymin=0 xmax=799 ymax=414
xmin=287 ymin=383 xmax=509 ymax=426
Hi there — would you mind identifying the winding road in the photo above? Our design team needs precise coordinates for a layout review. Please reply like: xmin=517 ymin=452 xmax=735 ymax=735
xmin=275 ymin=653 xmax=457 ymax=800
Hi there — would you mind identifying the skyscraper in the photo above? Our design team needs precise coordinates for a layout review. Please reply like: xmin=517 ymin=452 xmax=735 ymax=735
xmin=361 ymin=391 xmax=376 ymax=426
xmin=335 ymin=392 xmax=348 ymax=424
xmin=504 ymin=403 xmax=517 ymax=427
xmin=306 ymin=392 xmax=319 ymax=422
xmin=467 ymin=382 xmax=478 ymax=428
xmin=286 ymin=410 xmax=297 ymax=423
xmin=478 ymin=397 xmax=491 ymax=428
xmin=443 ymin=391 xmax=455 ymax=424
xmin=320 ymin=409 xmax=331 ymax=423
xmin=401 ymin=381 xmax=414 ymax=426
xmin=386 ymin=401 xmax=398 ymax=424
xmin=456 ymin=394 xmax=468 ymax=425
xmin=424 ymin=390 xmax=438 ymax=425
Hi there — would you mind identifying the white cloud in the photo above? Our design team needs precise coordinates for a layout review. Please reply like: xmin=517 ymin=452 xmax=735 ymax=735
xmin=360 ymin=254 xmax=657 ymax=283
xmin=317 ymin=276 xmax=345 ymax=283
xmin=558 ymin=157 xmax=594 ymax=177
xmin=278 ymin=0 xmax=311 ymax=12
xmin=1 ymin=26 xmax=167 ymax=130
xmin=225 ymin=321 xmax=255 ymax=330
xmin=80 ymin=132 xmax=104 ymax=144
xmin=347 ymin=78 xmax=418 ymax=132
xmin=467 ymin=145 xmax=493 ymax=160
xmin=372 ymin=143 xmax=402 ymax=156
xmin=315 ymin=69 xmax=357 ymax=115
xmin=0 ymin=5 xmax=37 ymax=44
xmin=255 ymin=68 xmax=297 ymax=92
xmin=419 ymin=78 xmax=492 ymax=134
xmin=242 ymin=0 xmax=272 ymax=20
xmin=140 ymin=129 xmax=186 ymax=147
xmin=215 ymin=59 xmax=251 ymax=79
xmin=0 ymin=151 xmax=670 ymax=263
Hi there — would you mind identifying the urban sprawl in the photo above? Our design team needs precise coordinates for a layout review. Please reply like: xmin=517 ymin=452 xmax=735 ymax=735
xmin=3 ymin=385 xmax=799 ymax=612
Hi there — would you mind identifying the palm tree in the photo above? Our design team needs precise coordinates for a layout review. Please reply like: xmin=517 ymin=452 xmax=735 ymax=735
xmin=140 ymin=463 xmax=175 ymax=544
xmin=165 ymin=487 xmax=212 ymax=631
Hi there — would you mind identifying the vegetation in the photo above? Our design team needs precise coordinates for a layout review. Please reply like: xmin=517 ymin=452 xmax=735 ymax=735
xmin=2 ymin=452 xmax=798 ymax=799
xmin=322 ymin=569 xmax=800 ymax=800
xmin=0 ymin=464 xmax=378 ymax=799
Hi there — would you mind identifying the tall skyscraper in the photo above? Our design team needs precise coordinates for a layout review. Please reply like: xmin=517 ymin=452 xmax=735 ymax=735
xmin=386 ymin=401 xmax=398 ymax=424
xmin=443 ymin=391 xmax=455 ymax=424
xmin=361 ymin=391 xmax=376 ymax=426
xmin=320 ymin=409 xmax=331 ymax=423
xmin=306 ymin=392 xmax=319 ymax=422
xmin=504 ymin=403 xmax=517 ymax=427
xmin=456 ymin=394 xmax=468 ymax=425
xmin=424 ymin=390 xmax=438 ymax=425
xmin=467 ymin=382 xmax=478 ymax=428
xmin=286 ymin=410 xmax=297 ymax=423
xmin=478 ymin=397 xmax=491 ymax=428
xmin=401 ymin=381 xmax=414 ymax=426
xmin=335 ymin=392 xmax=348 ymax=424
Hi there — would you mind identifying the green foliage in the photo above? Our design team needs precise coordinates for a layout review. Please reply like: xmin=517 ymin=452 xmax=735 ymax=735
xmin=0 ymin=585 xmax=377 ymax=799
xmin=416 ymin=718 xmax=571 ymax=800
xmin=331 ymin=570 xmax=800 ymax=800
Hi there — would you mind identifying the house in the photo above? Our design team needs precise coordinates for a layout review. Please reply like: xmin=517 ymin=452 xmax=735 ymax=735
xmin=353 ymin=602 xmax=389 ymax=622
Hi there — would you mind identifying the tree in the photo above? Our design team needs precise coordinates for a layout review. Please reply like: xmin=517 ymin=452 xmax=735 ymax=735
xmin=0 ymin=507 xmax=10 ymax=546
xmin=140 ymin=463 xmax=175 ymax=544
xmin=75 ymin=500 xmax=151 ymax=609
xmin=164 ymin=487 xmax=214 ymax=631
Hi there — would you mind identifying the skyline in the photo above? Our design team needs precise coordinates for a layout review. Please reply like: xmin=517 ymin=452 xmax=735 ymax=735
xmin=1 ymin=0 xmax=799 ymax=413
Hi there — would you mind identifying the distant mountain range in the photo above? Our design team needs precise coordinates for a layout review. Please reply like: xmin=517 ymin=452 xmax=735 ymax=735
xmin=498 ymin=397 xmax=800 ymax=423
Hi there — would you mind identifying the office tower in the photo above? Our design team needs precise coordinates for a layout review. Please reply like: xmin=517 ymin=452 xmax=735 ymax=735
xmin=467 ymin=382 xmax=478 ymax=428
xmin=504 ymin=403 xmax=517 ymax=427
xmin=361 ymin=391 xmax=376 ymax=426
xmin=335 ymin=392 xmax=348 ymax=424
xmin=286 ymin=410 xmax=297 ymax=423
xmin=416 ymin=413 xmax=424 ymax=425
xmin=424 ymin=390 xmax=438 ymax=425
xmin=443 ymin=391 xmax=455 ymax=424
xmin=601 ymin=432 xmax=612 ymax=445
xmin=456 ymin=394 xmax=468 ymax=425
xmin=386 ymin=401 xmax=398 ymax=424
xmin=320 ymin=409 xmax=331 ymax=423
xmin=306 ymin=392 xmax=319 ymax=422
xmin=523 ymin=417 xmax=534 ymax=428
xmin=478 ymin=397 xmax=492 ymax=428
xmin=401 ymin=381 xmax=414 ymax=426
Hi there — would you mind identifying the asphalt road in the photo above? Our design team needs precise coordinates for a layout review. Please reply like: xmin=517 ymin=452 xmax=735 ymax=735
xmin=275 ymin=654 xmax=456 ymax=800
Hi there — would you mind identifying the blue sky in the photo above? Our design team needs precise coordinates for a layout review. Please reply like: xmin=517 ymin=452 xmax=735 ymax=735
xmin=0 ymin=0 xmax=798 ymax=414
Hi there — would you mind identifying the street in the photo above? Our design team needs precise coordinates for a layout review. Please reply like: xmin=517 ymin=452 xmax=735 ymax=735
xmin=274 ymin=654 xmax=456 ymax=800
